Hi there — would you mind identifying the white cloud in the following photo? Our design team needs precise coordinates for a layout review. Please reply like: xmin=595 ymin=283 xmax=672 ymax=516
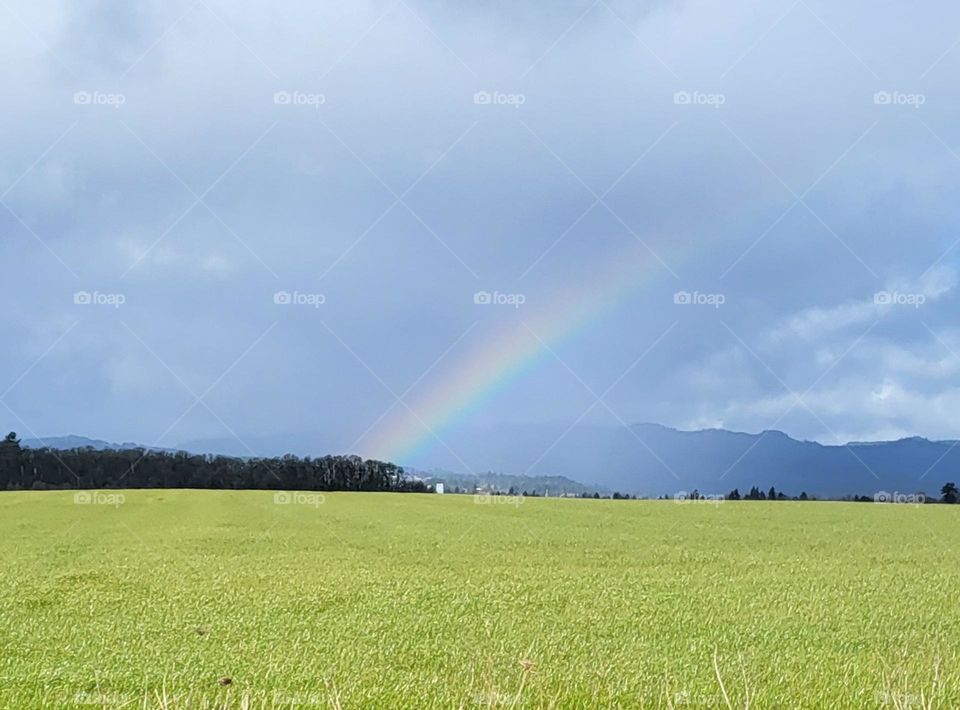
xmin=773 ymin=265 xmax=958 ymax=341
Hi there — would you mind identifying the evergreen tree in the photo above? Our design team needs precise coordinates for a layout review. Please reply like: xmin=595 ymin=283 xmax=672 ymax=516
xmin=942 ymin=482 xmax=959 ymax=504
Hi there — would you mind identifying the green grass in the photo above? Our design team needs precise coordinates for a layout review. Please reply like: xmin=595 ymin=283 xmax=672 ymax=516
xmin=0 ymin=491 xmax=957 ymax=708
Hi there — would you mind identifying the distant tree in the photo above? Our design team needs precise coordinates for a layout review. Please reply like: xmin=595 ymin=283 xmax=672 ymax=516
xmin=0 ymin=432 xmax=22 ymax=486
xmin=799 ymin=491 xmax=808 ymax=501
xmin=727 ymin=488 xmax=741 ymax=501
xmin=0 ymin=432 xmax=20 ymax=453
xmin=768 ymin=486 xmax=777 ymax=500
xmin=592 ymin=492 xmax=600 ymax=499
xmin=941 ymin=482 xmax=959 ymax=504
xmin=0 ymin=441 xmax=427 ymax=494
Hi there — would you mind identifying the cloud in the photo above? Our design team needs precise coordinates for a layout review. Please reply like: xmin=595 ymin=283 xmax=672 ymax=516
xmin=4 ymin=0 xmax=960 ymax=456
xmin=772 ymin=265 xmax=958 ymax=341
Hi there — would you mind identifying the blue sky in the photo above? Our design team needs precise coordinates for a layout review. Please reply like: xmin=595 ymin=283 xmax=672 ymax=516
xmin=3 ymin=0 xmax=960 ymax=467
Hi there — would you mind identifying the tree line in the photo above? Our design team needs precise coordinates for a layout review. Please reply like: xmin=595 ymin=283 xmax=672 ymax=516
xmin=0 ymin=433 xmax=429 ymax=493
xmin=695 ymin=484 xmax=960 ymax=503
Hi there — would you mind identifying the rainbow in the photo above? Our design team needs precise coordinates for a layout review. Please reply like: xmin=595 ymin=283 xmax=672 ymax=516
xmin=366 ymin=240 xmax=679 ymax=465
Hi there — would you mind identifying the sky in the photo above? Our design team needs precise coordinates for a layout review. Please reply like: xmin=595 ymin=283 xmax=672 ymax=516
xmin=3 ymin=0 xmax=960 ymax=470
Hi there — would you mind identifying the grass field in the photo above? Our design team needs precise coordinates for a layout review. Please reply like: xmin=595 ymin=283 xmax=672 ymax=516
xmin=0 ymin=491 xmax=958 ymax=708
